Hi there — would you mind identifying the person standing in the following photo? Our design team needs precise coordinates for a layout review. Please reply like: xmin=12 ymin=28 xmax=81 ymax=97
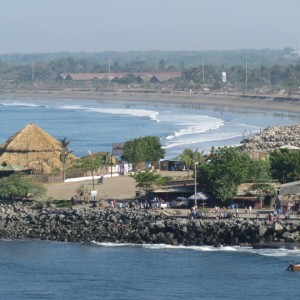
xmin=249 ymin=206 xmax=252 ymax=214
xmin=235 ymin=207 xmax=239 ymax=218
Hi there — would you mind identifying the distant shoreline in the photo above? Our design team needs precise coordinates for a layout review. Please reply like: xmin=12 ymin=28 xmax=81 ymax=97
xmin=1 ymin=88 xmax=300 ymax=113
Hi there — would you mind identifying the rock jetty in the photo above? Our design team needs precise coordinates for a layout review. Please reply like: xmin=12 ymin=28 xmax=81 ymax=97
xmin=244 ymin=125 xmax=300 ymax=152
xmin=1 ymin=203 xmax=300 ymax=247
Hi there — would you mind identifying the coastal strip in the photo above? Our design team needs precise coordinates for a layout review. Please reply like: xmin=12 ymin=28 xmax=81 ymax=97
xmin=1 ymin=203 xmax=300 ymax=248
xmin=1 ymin=89 xmax=300 ymax=113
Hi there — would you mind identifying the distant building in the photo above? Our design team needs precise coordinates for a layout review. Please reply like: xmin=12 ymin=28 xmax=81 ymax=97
xmin=57 ymin=72 xmax=181 ymax=83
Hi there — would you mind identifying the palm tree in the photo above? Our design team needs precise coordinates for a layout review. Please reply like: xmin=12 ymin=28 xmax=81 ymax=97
xmin=59 ymin=137 xmax=72 ymax=181
xmin=180 ymin=148 xmax=204 ymax=177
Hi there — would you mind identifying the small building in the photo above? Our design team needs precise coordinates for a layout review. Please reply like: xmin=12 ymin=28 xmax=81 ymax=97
xmin=278 ymin=181 xmax=300 ymax=213
xmin=159 ymin=159 xmax=185 ymax=171
xmin=0 ymin=124 xmax=76 ymax=173
xmin=153 ymin=179 xmax=195 ymax=203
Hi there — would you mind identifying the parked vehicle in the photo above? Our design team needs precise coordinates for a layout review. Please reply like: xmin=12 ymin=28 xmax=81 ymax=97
xmin=150 ymin=199 xmax=168 ymax=209
xmin=170 ymin=197 xmax=188 ymax=208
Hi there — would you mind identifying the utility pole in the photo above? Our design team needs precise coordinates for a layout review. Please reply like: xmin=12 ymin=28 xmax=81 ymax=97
xmin=31 ymin=59 xmax=34 ymax=82
xmin=202 ymin=56 xmax=205 ymax=86
xmin=108 ymin=58 xmax=111 ymax=82
xmin=245 ymin=56 xmax=248 ymax=91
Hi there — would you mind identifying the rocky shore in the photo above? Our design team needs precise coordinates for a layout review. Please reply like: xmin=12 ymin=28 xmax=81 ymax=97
xmin=244 ymin=124 xmax=300 ymax=152
xmin=1 ymin=203 xmax=300 ymax=247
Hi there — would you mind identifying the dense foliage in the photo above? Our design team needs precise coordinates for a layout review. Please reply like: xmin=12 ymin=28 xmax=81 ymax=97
xmin=0 ymin=48 xmax=300 ymax=91
xmin=72 ymin=154 xmax=110 ymax=170
xmin=179 ymin=148 xmax=205 ymax=176
xmin=121 ymin=136 xmax=165 ymax=164
xmin=270 ymin=148 xmax=300 ymax=183
xmin=197 ymin=147 xmax=251 ymax=202
xmin=130 ymin=169 xmax=171 ymax=194
xmin=0 ymin=174 xmax=46 ymax=200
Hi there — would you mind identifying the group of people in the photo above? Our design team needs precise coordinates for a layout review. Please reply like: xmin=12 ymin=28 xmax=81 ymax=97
xmin=268 ymin=211 xmax=281 ymax=223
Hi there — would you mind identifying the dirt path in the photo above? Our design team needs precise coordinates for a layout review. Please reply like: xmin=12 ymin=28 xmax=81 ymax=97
xmin=45 ymin=171 xmax=188 ymax=201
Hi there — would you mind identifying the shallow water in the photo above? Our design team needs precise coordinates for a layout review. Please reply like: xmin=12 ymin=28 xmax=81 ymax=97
xmin=0 ymin=240 xmax=299 ymax=300
xmin=1 ymin=98 xmax=300 ymax=159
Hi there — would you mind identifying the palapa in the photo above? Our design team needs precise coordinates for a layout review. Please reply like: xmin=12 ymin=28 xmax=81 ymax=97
xmin=0 ymin=123 xmax=77 ymax=173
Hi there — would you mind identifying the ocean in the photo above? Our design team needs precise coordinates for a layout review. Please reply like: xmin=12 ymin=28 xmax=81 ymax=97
xmin=1 ymin=98 xmax=300 ymax=159
xmin=1 ymin=97 xmax=300 ymax=299
xmin=0 ymin=240 xmax=299 ymax=300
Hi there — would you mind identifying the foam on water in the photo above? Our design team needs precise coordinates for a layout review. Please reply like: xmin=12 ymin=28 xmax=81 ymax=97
xmin=0 ymin=101 xmax=47 ymax=107
xmin=91 ymin=241 xmax=137 ymax=247
xmin=93 ymin=242 xmax=300 ymax=258
xmin=2 ymin=98 xmax=300 ymax=159
xmin=59 ymin=104 xmax=159 ymax=121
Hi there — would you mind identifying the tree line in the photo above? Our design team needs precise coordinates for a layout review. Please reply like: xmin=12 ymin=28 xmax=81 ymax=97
xmin=0 ymin=48 xmax=300 ymax=91
xmin=0 ymin=135 xmax=299 ymax=205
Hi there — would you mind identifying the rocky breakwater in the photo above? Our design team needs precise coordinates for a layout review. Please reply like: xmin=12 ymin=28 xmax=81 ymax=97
xmin=244 ymin=125 xmax=300 ymax=152
xmin=1 ymin=203 xmax=300 ymax=246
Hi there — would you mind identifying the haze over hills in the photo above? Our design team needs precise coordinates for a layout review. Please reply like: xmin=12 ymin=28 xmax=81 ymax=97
xmin=0 ymin=48 xmax=299 ymax=68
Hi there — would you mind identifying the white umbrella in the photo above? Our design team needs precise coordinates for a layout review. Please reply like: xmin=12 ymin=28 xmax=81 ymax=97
xmin=188 ymin=192 xmax=210 ymax=200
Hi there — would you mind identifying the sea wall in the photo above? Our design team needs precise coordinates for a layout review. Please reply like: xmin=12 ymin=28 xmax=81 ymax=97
xmin=244 ymin=124 xmax=300 ymax=152
xmin=1 ymin=203 xmax=300 ymax=246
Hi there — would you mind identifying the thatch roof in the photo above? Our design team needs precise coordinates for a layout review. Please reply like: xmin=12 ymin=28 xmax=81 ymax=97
xmin=0 ymin=124 xmax=76 ymax=173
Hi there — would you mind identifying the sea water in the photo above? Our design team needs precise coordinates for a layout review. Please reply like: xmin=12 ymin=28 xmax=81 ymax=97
xmin=0 ymin=240 xmax=299 ymax=300
xmin=1 ymin=98 xmax=300 ymax=159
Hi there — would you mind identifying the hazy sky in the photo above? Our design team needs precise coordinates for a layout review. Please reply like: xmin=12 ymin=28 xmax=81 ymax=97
xmin=1 ymin=0 xmax=299 ymax=54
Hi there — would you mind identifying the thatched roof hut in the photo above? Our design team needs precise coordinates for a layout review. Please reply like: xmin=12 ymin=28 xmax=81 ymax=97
xmin=0 ymin=124 xmax=77 ymax=173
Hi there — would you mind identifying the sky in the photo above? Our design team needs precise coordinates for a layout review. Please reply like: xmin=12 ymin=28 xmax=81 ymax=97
xmin=0 ymin=0 xmax=299 ymax=54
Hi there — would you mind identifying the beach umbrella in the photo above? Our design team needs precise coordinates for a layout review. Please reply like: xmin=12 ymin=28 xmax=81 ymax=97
xmin=188 ymin=192 xmax=210 ymax=201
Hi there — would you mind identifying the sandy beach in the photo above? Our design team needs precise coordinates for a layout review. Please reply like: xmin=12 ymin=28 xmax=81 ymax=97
xmin=1 ymin=88 xmax=300 ymax=113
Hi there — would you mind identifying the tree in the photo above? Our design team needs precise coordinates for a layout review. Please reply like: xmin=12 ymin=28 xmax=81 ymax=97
xmin=0 ymin=174 xmax=46 ymax=200
xmin=270 ymin=148 xmax=300 ymax=183
xmin=197 ymin=147 xmax=251 ymax=202
xmin=247 ymin=158 xmax=271 ymax=183
xmin=75 ymin=184 xmax=91 ymax=203
xmin=247 ymin=183 xmax=276 ymax=209
xmin=158 ymin=59 xmax=167 ymax=71
xmin=130 ymin=169 xmax=171 ymax=195
xmin=59 ymin=137 xmax=73 ymax=181
xmin=246 ymin=158 xmax=275 ymax=208
xmin=179 ymin=148 xmax=204 ymax=176
xmin=122 ymin=136 xmax=165 ymax=164
xmin=72 ymin=154 xmax=109 ymax=171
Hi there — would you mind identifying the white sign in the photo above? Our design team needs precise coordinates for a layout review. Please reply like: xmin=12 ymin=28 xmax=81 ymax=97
xmin=222 ymin=72 xmax=227 ymax=83
xmin=91 ymin=190 xmax=97 ymax=197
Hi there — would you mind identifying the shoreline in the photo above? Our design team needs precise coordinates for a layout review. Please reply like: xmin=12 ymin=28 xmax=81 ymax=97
xmin=1 ymin=88 xmax=300 ymax=113
xmin=1 ymin=202 xmax=300 ymax=247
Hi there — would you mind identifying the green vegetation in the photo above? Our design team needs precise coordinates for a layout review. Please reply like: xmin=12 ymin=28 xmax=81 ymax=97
xmin=179 ymin=147 xmax=276 ymax=204
xmin=122 ymin=136 xmax=165 ymax=164
xmin=179 ymin=148 xmax=204 ymax=176
xmin=130 ymin=169 xmax=171 ymax=195
xmin=0 ymin=48 xmax=300 ymax=91
xmin=0 ymin=173 xmax=46 ymax=201
xmin=59 ymin=137 xmax=72 ymax=181
xmin=270 ymin=148 xmax=300 ymax=183
xmin=72 ymin=153 xmax=110 ymax=170
xmin=197 ymin=147 xmax=251 ymax=202
xmin=75 ymin=184 xmax=91 ymax=202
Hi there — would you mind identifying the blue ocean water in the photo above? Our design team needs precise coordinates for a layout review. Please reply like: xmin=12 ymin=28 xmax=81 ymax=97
xmin=0 ymin=240 xmax=299 ymax=300
xmin=1 ymin=98 xmax=300 ymax=159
